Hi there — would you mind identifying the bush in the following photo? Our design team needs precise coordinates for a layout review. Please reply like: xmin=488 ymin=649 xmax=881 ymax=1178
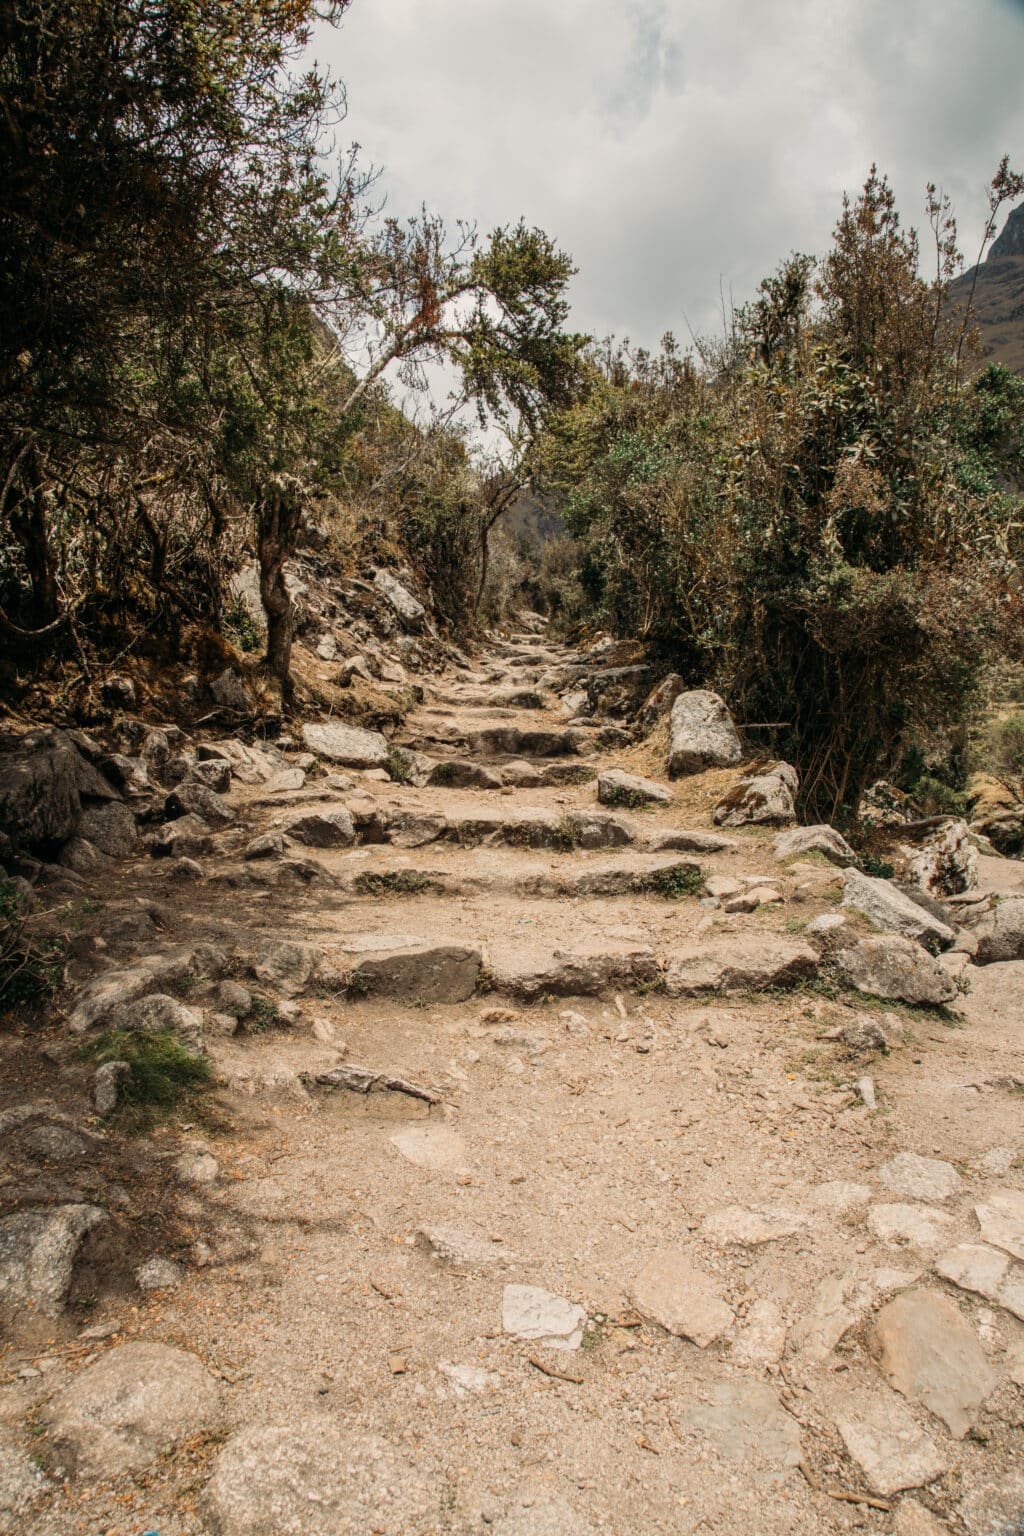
xmin=988 ymin=712 xmax=1024 ymax=779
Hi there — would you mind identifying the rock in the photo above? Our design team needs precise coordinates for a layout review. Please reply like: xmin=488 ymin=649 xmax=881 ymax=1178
xmin=93 ymin=1059 xmax=131 ymax=1114
xmin=636 ymin=672 xmax=685 ymax=734
xmin=858 ymin=1075 xmax=877 ymax=1109
xmin=774 ymin=824 xmax=856 ymax=865
xmin=78 ymin=801 xmax=139 ymax=859
xmin=841 ymin=869 xmax=955 ymax=949
xmin=730 ymin=1299 xmax=787 ymax=1366
xmin=110 ymin=992 xmax=205 ymax=1049
xmin=203 ymin=1419 xmax=419 ymax=1536
xmin=898 ymin=819 xmax=978 ymax=897
xmin=150 ymin=812 xmax=214 ymax=858
xmin=19 ymin=1120 xmax=95 ymax=1164
xmin=337 ymin=655 xmax=373 ymax=685
xmin=211 ymin=668 xmax=255 ymax=714
xmin=876 ymin=1153 xmax=962 ymax=1202
xmin=69 ymin=948 xmax=201 ymax=1030
xmin=676 ymin=1382 xmax=803 ymax=1468
xmin=647 ymin=827 xmax=738 ymax=853
xmin=867 ymin=1205 xmax=956 ymax=1250
xmin=136 ymin=1256 xmax=185 ymax=1290
xmin=415 ymin=1225 xmax=508 ymax=1267
xmin=487 ymin=944 xmax=658 ymax=1001
xmin=301 ymin=720 xmax=389 ymax=768
xmin=934 ymin=1243 xmax=1024 ymax=1320
xmin=282 ymin=809 xmax=356 ymax=848
xmin=807 ymin=912 xmax=848 ymax=937
xmin=787 ymin=1270 xmax=877 ymax=1364
xmin=664 ymin=936 xmax=817 ymax=996
xmin=343 ymin=940 xmax=481 ymax=1004
xmin=501 ymin=1284 xmax=586 ymax=1350
xmin=244 ymin=831 xmax=285 ymax=860
xmin=437 ymin=1362 xmax=502 ymax=1395
xmin=668 ymin=690 xmax=742 ymax=776
xmin=0 ymin=1423 xmax=48 ymax=1532
xmin=374 ymin=567 xmax=426 ymax=631
xmin=60 ymin=834 xmax=108 ymax=873
xmin=0 ymin=1204 xmax=105 ymax=1322
xmin=838 ymin=1015 xmax=891 ymax=1052
xmin=165 ymin=779 xmax=235 ymax=829
xmin=45 ymin=1342 xmax=222 ymax=1476
xmin=714 ymin=762 xmax=798 ymax=827
xmin=168 ymin=855 xmax=204 ymax=880
xmin=975 ymin=1189 xmax=1024 ymax=1262
xmin=389 ymin=1125 xmax=466 ymax=1170
xmin=426 ymin=759 xmax=503 ymax=790
xmin=701 ymin=1206 xmax=808 ymax=1246
xmin=0 ymin=730 xmax=83 ymax=851
xmin=972 ymin=897 xmax=1024 ymax=965
xmin=560 ymin=689 xmax=590 ymax=718
xmin=253 ymin=939 xmax=317 ymax=995
xmin=958 ymin=1469 xmax=1024 ymax=1536
xmin=836 ymin=1389 xmax=947 ymax=1496
xmin=834 ymin=936 xmax=956 ymax=1006
xmin=176 ymin=1151 xmax=218 ymax=1184
xmin=872 ymin=1288 xmax=997 ymax=1437
xmin=597 ymin=767 xmax=672 ymax=807
xmin=189 ymin=758 xmax=232 ymax=794
xmin=628 ymin=1248 xmax=734 ymax=1346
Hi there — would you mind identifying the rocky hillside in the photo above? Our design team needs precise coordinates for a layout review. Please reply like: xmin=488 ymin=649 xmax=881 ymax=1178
xmin=951 ymin=203 xmax=1024 ymax=374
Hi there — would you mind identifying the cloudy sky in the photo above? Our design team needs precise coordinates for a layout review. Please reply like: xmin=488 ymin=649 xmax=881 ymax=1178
xmin=313 ymin=0 xmax=1024 ymax=353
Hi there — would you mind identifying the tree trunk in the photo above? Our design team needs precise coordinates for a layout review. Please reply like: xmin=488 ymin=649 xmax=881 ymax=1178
xmin=7 ymin=449 xmax=59 ymax=626
xmin=256 ymin=484 xmax=302 ymax=705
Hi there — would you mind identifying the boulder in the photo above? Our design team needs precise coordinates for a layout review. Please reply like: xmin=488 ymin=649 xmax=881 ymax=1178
xmin=77 ymin=801 xmax=139 ymax=859
xmin=668 ymin=690 xmax=742 ymax=776
xmin=301 ymin=721 xmax=389 ymax=769
xmin=44 ymin=1342 xmax=222 ymax=1476
xmin=426 ymin=758 xmax=503 ymax=790
xmin=0 ymin=731 xmax=82 ymax=850
xmin=774 ymin=824 xmax=856 ymax=866
xmin=664 ymin=935 xmax=817 ymax=996
xmin=0 ymin=1423 xmax=48 ymax=1532
xmin=0 ymin=1204 xmax=106 ymax=1322
xmin=636 ymin=672 xmax=685 ymax=734
xmin=253 ymin=939 xmax=318 ymax=995
xmin=971 ymin=897 xmax=1024 ymax=965
xmin=896 ymin=818 xmax=978 ymax=897
xmin=210 ymin=668 xmax=255 ymax=714
xmin=713 ymin=762 xmax=798 ymax=827
xmin=374 ymin=567 xmax=427 ymax=631
xmin=282 ymin=809 xmax=356 ymax=848
xmin=841 ymin=869 xmax=954 ymax=949
xmin=109 ymin=992 xmax=205 ymax=1049
xmin=165 ymin=780 xmax=235 ymax=827
xmin=597 ymin=768 xmax=671 ymax=807
xmin=149 ymin=813 xmax=214 ymax=858
xmin=343 ymin=941 xmax=481 ymax=1004
xmin=833 ymin=936 xmax=956 ymax=1006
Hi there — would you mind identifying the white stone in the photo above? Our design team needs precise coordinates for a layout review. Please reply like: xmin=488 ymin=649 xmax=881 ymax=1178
xmin=628 ymin=1248 xmax=734 ymax=1347
xmin=301 ymin=721 xmax=389 ymax=768
xmin=731 ymin=1299 xmax=787 ymax=1366
xmin=836 ymin=1389 xmax=947 ymax=1496
xmin=867 ymin=1204 xmax=956 ymax=1250
xmin=842 ymin=868 xmax=955 ymax=948
xmin=501 ymin=1284 xmax=586 ymax=1350
xmin=437 ymin=1362 xmax=502 ymax=1395
xmin=668 ymin=691 xmax=742 ymax=776
xmin=701 ymin=1205 xmax=808 ymax=1246
xmin=876 ymin=1152 xmax=962 ymax=1202
xmin=975 ymin=1188 xmax=1024 ymax=1262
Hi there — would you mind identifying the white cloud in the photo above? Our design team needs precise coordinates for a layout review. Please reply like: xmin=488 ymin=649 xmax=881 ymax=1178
xmin=312 ymin=0 xmax=1024 ymax=355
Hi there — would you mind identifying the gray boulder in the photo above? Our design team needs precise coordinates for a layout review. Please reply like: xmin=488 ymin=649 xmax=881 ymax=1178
xmin=164 ymin=780 xmax=235 ymax=827
xmin=44 ymin=1342 xmax=222 ymax=1476
xmin=841 ymin=868 xmax=955 ymax=949
xmin=78 ymin=801 xmax=139 ymax=859
xmin=0 ymin=1424 xmax=48 ymax=1532
xmin=714 ymin=762 xmax=798 ymax=827
xmin=0 ymin=1204 xmax=106 ymax=1322
xmin=597 ymin=768 xmax=671 ymax=807
xmin=108 ymin=993 xmax=205 ymax=1049
xmin=302 ymin=720 xmax=389 ymax=768
xmin=774 ymin=824 xmax=856 ymax=866
xmin=282 ymin=809 xmax=356 ymax=848
xmin=664 ymin=935 xmax=817 ymax=995
xmin=897 ymin=819 xmax=978 ymax=897
xmin=971 ymin=896 xmax=1024 ymax=964
xmin=668 ymin=690 xmax=742 ymax=776
xmin=374 ymin=567 xmax=426 ymax=632
xmin=834 ymin=936 xmax=956 ymax=1006
xmin=0 ymin=731 xmax=82 ymax=850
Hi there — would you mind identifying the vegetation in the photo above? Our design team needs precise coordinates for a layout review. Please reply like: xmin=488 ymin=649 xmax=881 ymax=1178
xmin=0 ymin=874 xmax=65 ymax=1007
xmin=80 ymin=1028 xmax=212 ymax=1125
xmin=536 ymin=165 xmax=1024 ymax=820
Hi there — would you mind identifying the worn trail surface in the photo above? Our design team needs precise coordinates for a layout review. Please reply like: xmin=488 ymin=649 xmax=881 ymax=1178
xmin=4 ymin=625 xmax=1024 ymax=1536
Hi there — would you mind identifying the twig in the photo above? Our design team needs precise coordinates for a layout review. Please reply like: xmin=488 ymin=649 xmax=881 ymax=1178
xmin=309 ymin=1064 xmax=441 ymax=1105
xmin=799 ymin=1462 xmax=890 ymax=1511
xmin=527 ymin=1354 xmax=583 ymax=1385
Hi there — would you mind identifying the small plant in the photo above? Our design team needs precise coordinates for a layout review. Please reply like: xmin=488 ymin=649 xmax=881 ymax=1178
xmin=245 ymin=994 xmax=283 ymax=1033
xmin=430 ymin=761 xmax=457 ymax=786
xmin=222 ymin=596 xmax=263 ymax=654
xmin=857 ymin=851 xmax=895 ymax=880
xmin=636 ymin=864 xmax=705 ymax=899
xmin=386 ymin=746 xmax=417 ymax=785
xmin=0 ymin=874 xmax=65 ymax=1007
xmin=78 ymin=1028 xmax=211 ymax=1128
xmin=353 ymin=871 xmax=441 ymax=896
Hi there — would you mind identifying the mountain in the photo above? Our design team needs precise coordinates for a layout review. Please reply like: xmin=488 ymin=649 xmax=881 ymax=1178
xmin=950 ymin=203 xmax=1024 ymax=374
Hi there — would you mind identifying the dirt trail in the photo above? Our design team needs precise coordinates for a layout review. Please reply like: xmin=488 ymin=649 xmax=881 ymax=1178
xmin=5 ymin=626 xmax=1024 ymax=1536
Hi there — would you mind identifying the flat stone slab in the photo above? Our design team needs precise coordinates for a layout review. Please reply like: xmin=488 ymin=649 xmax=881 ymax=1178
xmin=676 ymin=1382 xmax=802 ymax=1467
xmin=342 ymin=941 xmax=481 ymax=1003
xmin=415 ymin=1225 xmax=509 ymax=1267
xmin=302 ymin=721 xmax=389 ymax=768
xmin=487 ymin=944 xmax=659 ymax=1001
xmin=664 ymin=936 xmax=817 ymax=996
xmin=701 ymin=1205 xmax=808 ymax=1247
xmin=834 ymin=936 xmax=956 ymax=1006
xmin=935 ymin=1243 xmax=1024 ymax=1320
xmin=867 ymin=1204 xmax=956 ymax=1250
xmin=502 ymin=1284 xmax=586 ymax=1350
xmin=647 ymin=828 xmax=738 ymax=853
xmin=975 ymin=1188 xmax=1024 ymax=1261
xmin=872 ymin=1288 xmax=997 ymax=1437
xmin=45 ymin=1342 xmax=222 ymax=1476
xmin=628 ymin=1248 xmax=734 ymax=1346
xmin=836 ymin=1388 xmax=947 ymax=1496
xmin=876 ymin=1152 xmax=962 ymax=1202
xmin=390 ymin=1126 xmax=467 ymax=1170
xmin=730 ymin=1299 xmax=787 ymax=1366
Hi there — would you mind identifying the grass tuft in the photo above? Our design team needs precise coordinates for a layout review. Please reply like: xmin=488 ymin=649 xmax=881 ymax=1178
xmin=79 ymin=1028 xmax=211 ymax=1128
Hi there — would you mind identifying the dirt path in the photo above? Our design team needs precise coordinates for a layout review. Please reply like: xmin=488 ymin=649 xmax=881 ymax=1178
xmin=4 ymin=627 xmax=1024 ymax=1536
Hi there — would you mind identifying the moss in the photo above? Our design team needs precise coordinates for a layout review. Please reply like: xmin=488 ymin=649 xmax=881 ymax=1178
xmin=353 ymin=871 xmax=442 ymax=896
xmin=635 ymin=864 xmax=705 ymax=899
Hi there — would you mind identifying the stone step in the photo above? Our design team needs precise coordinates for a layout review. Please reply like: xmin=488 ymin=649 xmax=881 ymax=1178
xmin=330 ymin=847 xmax=705 ymax=900
xmin=466 ymin=725 xmax=588 ymax=757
